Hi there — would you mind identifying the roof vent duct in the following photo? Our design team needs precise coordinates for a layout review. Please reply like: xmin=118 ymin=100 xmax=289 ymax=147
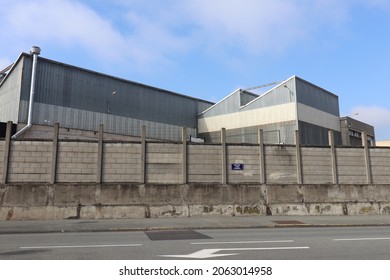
xmin=12 ymin=46 xmax=41 ymax=139
xmin=30 ymin=46 xmax=41 ymax=55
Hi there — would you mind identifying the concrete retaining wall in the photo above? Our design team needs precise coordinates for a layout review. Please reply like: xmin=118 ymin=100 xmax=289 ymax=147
xmin=2 ymin=183 xmax=390 ymax=220
xmin=1 ymin=124 xmax=390 ymax=220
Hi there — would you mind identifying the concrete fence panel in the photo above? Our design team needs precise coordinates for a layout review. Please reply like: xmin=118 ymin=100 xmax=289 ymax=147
xmin=265 ymin=145 xmax=297 ymax=184
xmin=335 ymin=147 xmax=367 ymax=184
xmin=8 ymin=141 xmax=52 ymax=183
xmin=56 ymin=142 xmax=98 ymax=183
xmin=102 ymin=143 xmax=141 ymax=183
xmin=301 ymin=147 xmax=333 ymax=184
xmin=227 ymin=145 xmax=260 ymax=183
xmin=146 ymin=142 xmax=182 ymax=184
xmin=370 ymin=148 xmax=390 ymax=184
xmin=187 ymin=144 xmax=222 ymax=183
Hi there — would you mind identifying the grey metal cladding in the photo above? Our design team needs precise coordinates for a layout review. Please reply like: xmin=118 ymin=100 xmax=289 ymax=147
xmin=298 ymin=120 xmax=342 ymax=146
xmin=199 ymin=121 xmax=296 ymax=144
xmin=20 ymin=55 xmax=212 ymax=128
xmin=240 ymin=90 xmax=259 ymax=106
xmin=0 ymin=56 xmax=25 ymax=122
xmin=295 ymin=77 xmax=339 ymax=116
xmin=200 ymin=89 xmax=242 ymax=118
xmin=241 ymin=80 xmax=295 ymax=112
xmin=197 ymin=100 xmax=214 ymax=114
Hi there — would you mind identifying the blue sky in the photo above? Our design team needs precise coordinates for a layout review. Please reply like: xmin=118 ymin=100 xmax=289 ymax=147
xmin=1 ymin=0 xmax=390 ymax=140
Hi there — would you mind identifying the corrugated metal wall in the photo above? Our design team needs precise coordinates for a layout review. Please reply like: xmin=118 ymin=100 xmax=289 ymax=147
xmin=201 ymin=89 xmax=242 ymax=117
xmin=295 ymin=77 xmax=339 ymax=116
xmin=18 ymin=55 xmax=212 ymax=140
xmin=199 ymin=121 xmax=297 ymax=144
xmin=0 ymin=56 xmax=24 ymax=123
xmin=241 ymin=78 xmax=296 ymax=112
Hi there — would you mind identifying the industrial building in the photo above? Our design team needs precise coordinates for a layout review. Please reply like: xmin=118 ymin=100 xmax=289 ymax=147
xmin=198 ymin=76 xmax=342 ymax=145
xmin=0 ymin=47 xmax=374 ymax=146
xmin=0 ymin=47 xmax=213 ymax=141
xmin=340 ymin=116 xmax=375 ymax=146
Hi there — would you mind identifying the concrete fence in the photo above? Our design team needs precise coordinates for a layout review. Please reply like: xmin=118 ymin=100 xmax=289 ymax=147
xmin=1 ymin=122 xmax=390 ymax=220
xmin=1 ymin=122 xmax=390 ymax=185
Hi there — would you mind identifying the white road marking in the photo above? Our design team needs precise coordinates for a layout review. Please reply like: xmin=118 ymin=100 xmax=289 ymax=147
xmin=161 ymin=246 xmax=310 ymax=259
xmin=334 ymin=237 xmax=390 ymax=241
xmin=191 ymin=240 xmax=294 ymax=245
xmin=20 ymin=244 xmax=142 ymax=249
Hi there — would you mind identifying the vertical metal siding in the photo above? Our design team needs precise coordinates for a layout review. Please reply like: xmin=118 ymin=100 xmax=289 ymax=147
xmin=28 ymin=58 xmax=210 ymax=129
xmin=0 ymin=57 xmax=24 ymax=123
xmin=295 ymin=78 xmax=339 ymax=116
xmin=16 ymin=56 xmax=211 ymax=140
xmin=21 ymin=101 xmax=196 ymax=141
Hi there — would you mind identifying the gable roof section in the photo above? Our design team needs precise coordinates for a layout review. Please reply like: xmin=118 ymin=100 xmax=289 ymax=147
xmin=199 ymin=88 xmax=260 ymax=118
xmin=199 ymin=77 xmax=292 ymax=117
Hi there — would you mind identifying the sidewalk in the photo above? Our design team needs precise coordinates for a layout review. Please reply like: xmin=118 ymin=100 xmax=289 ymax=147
xmin=2 ymin=215 xmax=390 ymax=234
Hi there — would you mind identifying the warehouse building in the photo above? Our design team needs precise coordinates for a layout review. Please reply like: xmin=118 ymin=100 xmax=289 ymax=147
xmin=0 ymin=47 xmax=213 ymax=141
xmin=198 ymin=76 xmax=342 ymax=145
xmin=0 ymin=47 xmax=374 ymax=146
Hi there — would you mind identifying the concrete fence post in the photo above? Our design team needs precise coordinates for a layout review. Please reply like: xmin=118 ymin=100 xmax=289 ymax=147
xmin=221 ymin=128 xmax=227 ymax=184
xmin=96 ymin=124 xmax=104 ymax=183
xmin=328 ymin=130 xmax=338 ymax=184
xmin=50 ymin=123 xmax=59 ymax=184
xmin=295 ymin=130 xmax=303 ymax=184
xmin=182 ymin=127 xmax=187 ymax=184
xmin=362 ymin=131 xmax=372 ymax=184
xmin=1 ymin=121 xmax=13 ymax=184
xmin=258 ymin=129 xmax=266 ymax=184
xmin=140 ymin=125 xmax=146 ymax=184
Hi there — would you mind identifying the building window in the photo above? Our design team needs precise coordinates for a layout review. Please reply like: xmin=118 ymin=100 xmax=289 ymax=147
xmin=349 ymin=130 xmax=361 ymax=138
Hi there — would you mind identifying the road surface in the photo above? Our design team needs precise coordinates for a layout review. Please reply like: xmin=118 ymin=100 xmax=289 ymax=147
xmin=1 ymin=226 xmax=390 ymax=259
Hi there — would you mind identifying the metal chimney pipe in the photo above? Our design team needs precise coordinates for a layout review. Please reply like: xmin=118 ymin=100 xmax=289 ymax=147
xmin=12 ymin=46 xmax=41 ymax=138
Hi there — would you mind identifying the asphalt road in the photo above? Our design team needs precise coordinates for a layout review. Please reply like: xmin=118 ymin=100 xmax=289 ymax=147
xmin=1 ymin=226 xmax=390 ymax=260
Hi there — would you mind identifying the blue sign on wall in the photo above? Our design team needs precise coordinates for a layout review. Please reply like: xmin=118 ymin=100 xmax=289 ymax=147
xmin=231 ymin=163 xmax=244 ymax=170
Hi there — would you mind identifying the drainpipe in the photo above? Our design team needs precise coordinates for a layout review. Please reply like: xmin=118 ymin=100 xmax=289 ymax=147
xmin=12 ymin=46 xmax=41 ymax=139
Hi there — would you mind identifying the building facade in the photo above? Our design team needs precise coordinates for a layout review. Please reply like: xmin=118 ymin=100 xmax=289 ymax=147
xmin=340 ymin=116 xmax=376 ymax=146
xmin=0 ymin=47 xmax=375 ymax=146
xmin=0 ymin=48 xmax=213 ymax=141
xmin=198 ymin=76 xmax=342 ymax=145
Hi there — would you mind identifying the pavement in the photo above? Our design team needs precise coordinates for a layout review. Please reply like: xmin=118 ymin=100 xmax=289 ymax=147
xmin=2 ymin=215 xmax=390 ymax=234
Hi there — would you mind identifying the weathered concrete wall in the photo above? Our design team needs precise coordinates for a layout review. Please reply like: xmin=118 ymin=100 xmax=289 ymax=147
xmin=8 ymin=141 xmax=52 ymax=183
xmin=0 ymin=138 xmax=390 ymax=185
xmin=146 ymin=143 xmax=182 ymax=184
xmin=57 ymin=142 xmax=97 ymax=183
xmin=336 ymin=147 xmax=367 ymax=184
xmin=1 ymin=124 xmax=390 ymax=185
xmin=227 ymin=145 xmax=260 ymax=183
xmin=187 ymin=144 xmax=222 ymax=183
xmin=2 ymin=183 xmax=390 ymax=220
xmin=1 ymin=125 xmax=390 ymax=220
xmin=370 ymin=148 xmax=390 ymax=183
xmin=102 ymin=143 xmax=141 ymax=183
xmin=265 ymin=146 xmax=297 ymax=184
xmin=301 ymin=147 xmax=332 ymax=184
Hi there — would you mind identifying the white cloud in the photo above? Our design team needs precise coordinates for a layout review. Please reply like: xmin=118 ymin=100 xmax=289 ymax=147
xmin=1 ymin=0 xmax=128 ymax=61
xmin=0 ymin=0 xmax=388 ymax=71
xmin=349 ymin=106 xmax=390 ymax=140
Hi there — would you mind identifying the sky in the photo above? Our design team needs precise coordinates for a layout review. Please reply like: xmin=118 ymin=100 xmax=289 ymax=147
xmin=1 ymin=0 xmax=390 ymax=140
